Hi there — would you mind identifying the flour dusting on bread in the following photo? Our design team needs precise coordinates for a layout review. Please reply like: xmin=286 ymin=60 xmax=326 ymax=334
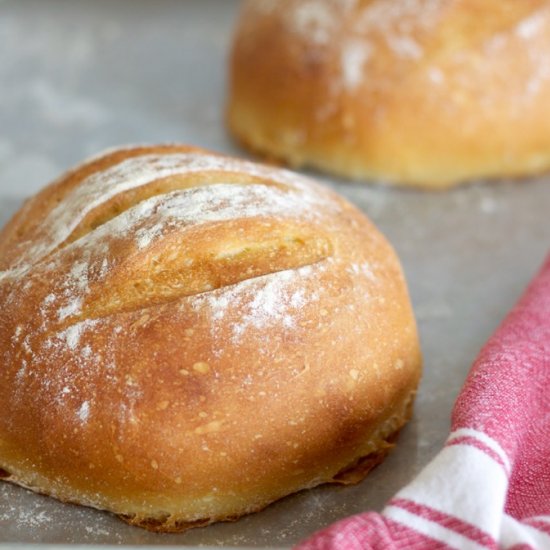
xmin=0 ymin=144 xmax=420 ymax=533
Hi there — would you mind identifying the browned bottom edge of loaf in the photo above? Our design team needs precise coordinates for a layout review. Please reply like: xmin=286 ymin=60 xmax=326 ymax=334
xmin=118 ymin=439 xmax=397 ymax=534
xmin=227 ymin=110 xmax=550 ymax=189
xmin=120 ymin=394 xmax=416 ymax=534
xmin=121 ymin=431 xmax=401 ymax=534
xmin=227 ymin=116 xmax=394 ymax=189
xmin=0 ymin=392 xmax=416 ymax=534
xmin=227 ymin=122 xmax=444 ymax=191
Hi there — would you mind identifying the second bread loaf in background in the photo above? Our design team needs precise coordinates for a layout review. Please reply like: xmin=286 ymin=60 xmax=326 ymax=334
xmin=228 ymin=0 xmax=550 ymax=188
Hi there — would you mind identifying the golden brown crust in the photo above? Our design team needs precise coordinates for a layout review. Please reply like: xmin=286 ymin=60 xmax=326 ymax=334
xmin=0 ymin=145 xmax=421 ymax=531
xmin=228 ymin=0 xmax=550 ymax=188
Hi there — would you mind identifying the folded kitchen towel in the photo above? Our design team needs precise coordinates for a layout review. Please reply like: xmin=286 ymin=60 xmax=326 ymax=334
xmin=296 ymin=253 xmax=550 ymax=550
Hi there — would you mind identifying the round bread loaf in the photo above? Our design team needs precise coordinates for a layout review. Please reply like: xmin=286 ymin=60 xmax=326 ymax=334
xmin=0 ymin=144 xmax=421 ymax=532
xmin=228 ymin=0 xmax=550 ymax=188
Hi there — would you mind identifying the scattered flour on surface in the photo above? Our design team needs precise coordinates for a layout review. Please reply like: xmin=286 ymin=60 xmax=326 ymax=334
xmin=291 ymin=1 xmax=335 ymax=45
xmin=63 ymin=324 xmax=83 ymax=351
xmin=57 ymin=297 xmax=84 ymax=322
xmin=341 ymin=39 xmax=372 ymax=90
xmin=77 ymin=401 xmax=90 ymax=423
xmin=516 ymin=11 xmax=545 ymax=40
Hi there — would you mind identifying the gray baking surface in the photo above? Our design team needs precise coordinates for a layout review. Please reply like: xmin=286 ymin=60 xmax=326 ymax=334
xmin=0 ymin=0 xmax=549 ymax=547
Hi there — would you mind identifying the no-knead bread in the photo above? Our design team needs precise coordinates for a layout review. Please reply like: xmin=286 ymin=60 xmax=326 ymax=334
xmin=228 ymin=0 xmax=550 ymax=188
xmin=0 ymin=145 xmax=421 ymax=532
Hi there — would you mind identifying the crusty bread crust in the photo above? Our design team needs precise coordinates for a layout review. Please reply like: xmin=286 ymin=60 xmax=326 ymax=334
xmin=0 ymin=145 xmax=421 ymax=531
xmin=228 ymin=0 xmax=550 ymax=188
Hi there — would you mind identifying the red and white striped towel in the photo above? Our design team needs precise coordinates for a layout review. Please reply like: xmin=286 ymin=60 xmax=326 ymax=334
xmin=297 ymin=253 xmax=550 ymax=550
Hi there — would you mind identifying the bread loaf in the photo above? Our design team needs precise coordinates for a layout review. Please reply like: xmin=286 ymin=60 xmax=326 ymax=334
xmin=0 ymin=144 xmax=421 ymax=531
xmin=228 ymin=0 xmax=550 ymax=188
